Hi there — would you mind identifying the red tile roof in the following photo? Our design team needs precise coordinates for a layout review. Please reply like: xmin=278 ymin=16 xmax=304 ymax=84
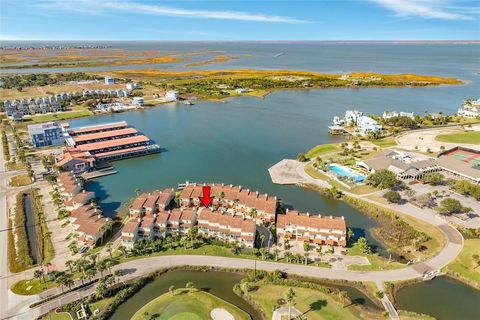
xmin=277 ymin=211 xmax=346 ymax=231
xmin=77 ymin=135 xmax=150 ymax=152
xmin=130 ymin=194 xmax=148 ymax=211
xmin=73 ymin=128 xmax=138 ymax=143
xmin=122 ymin=219 xmax=140 ymax=233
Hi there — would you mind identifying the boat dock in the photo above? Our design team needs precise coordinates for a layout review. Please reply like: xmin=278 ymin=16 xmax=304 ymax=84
xmin=268 ymin=159 xmax=304 ymax=185
xmin=81 ymin=168 xmax=118 ymax=180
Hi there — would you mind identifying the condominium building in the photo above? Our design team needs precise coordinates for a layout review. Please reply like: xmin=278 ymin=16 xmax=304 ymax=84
xmin=28 ymin=122 xmax=64 ymax=148
xmin=197 ymin=209 xmax=256 ymax=247
xmin=179 ymin=183 xmax=278 ymax=222
xmin=276 ymin=210 xmax=347 ymax=247
xmin=121 ymin=208 xmax=198 ymax=248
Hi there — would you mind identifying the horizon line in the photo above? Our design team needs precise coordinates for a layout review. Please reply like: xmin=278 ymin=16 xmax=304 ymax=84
xmin=1 ymin=39 xmax=479 ymax=43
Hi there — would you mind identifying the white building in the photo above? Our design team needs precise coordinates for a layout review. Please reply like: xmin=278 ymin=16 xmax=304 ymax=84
xmin=345 ymin=110 xmax=363 ymax=125
xmin=457 ymin=99 xmax=480 ymax=118
xmin=165 ymin=90 xmax=179 ymax=101
xmin=382 ymin=111 xmax=415 ymax=119
xmin=356 ymin=116 xmax=382 ymax=134
xmin=132 ymin=97 xmax=144 ymax=106
xmin=104 ymin=77 xmax=114 ymax=85
xmin=235 ymin=88 xmax=249 ymax=94
xmin=126 ymin=83 xmax=139 ymax=90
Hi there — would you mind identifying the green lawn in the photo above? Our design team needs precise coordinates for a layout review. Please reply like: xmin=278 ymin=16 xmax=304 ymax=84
xmin=306 ymin=144 xmax=339 ymax=159
xmin=346 ymin=245 xmax=404 ymax=271
xmin=40 ymin=311 xmax=72 ymax=320
xmin=22 ymin=110 xmax=92 ymax=125
xmin=444 ymin=239 xmax=480 ymax=286
xmin=9 ymin=174 xmax=33 ymax=187
xmin=435 ymin=131 xmax=480 ymax=145
xmin=11 ymin=276 xmax=60 ymax=295
xmin=244 ymin=284 xmax=374 ymax=320
xmin=131 ymin=289 xmax=249 ymax=320
xmin=372 ymin=137 xmax=397 ymax=148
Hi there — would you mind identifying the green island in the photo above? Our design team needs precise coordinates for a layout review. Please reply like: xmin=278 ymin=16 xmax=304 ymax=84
xmin=132 ymin=289 xmax=250 ymax=320
xmin=104 ymin=69 xmax=462 ymax=100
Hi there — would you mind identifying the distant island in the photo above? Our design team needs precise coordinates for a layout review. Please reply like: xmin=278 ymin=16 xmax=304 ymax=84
xmin=104 ymin=69 xmax=463 ymax=100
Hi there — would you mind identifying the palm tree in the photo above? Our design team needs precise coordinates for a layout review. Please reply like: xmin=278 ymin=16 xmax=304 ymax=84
xmin=187 ymin=226 xmax=198 ymax=249
xmin=259 ymin=233 xmax=266 ymax=247
xmin=33 ymin=269 xmax=43 ymax=284
xmin=106 ymin=242 xmax=113 ymax=259
xmin=169 ymin=285 xmax=176 ymax=296
xmin=249 ymin=208 xmax=258 ymax=225
xmin=118 ymin=245 xmax=128 ymax=258
xmin=274 ymin=248 xmax=279 ymax=261
xmin=113 ymin=270 xmax=123 ymax=284
xmin=284 ymin=288 xmax=296 ymax=320
xmin=303 ymin=242 xmax=309 ymax=265
xmin=85 ymin=267 xmax=96 ymax=281
xmin=65 ymin=260 xmax=74 ymax=273
xmin=339 ymin=290 xmax=350 ymax=307
xmin=186 ymin=282 xmax=195 ymax=291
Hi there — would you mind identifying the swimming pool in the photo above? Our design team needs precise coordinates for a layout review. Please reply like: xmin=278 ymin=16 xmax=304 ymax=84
xmin=328 ymin=164 xmax=365 ymax=183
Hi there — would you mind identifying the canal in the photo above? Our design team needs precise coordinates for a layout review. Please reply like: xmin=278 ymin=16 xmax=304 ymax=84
xmin=23 ymin=192 xmax=40 ymax=265
xmin=396 ymin=277 xmax=480 ymax=320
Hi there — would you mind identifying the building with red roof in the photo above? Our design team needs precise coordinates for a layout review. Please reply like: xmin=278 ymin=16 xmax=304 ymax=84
xmin=276 ymin=210 xmax=347 ymax=248
xmin=56 ymin=121 xmax=160 ymax=173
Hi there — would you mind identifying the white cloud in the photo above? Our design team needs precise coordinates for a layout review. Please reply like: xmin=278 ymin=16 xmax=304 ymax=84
xmin=371 ymin=0 xmax=476 ymax=20
xmin=33 ymin=0 xmax=309 ymax=23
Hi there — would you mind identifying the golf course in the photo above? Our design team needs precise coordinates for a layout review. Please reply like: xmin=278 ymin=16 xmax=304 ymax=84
xmin=131 ymin=288 xmax=250 ymax=320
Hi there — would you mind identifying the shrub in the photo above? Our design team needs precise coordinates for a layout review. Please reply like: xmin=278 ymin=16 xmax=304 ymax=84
xmin=365 ymin=169 xmax=400 ymax=189
xmin=383 ymin=190 xmax=402 ymax=203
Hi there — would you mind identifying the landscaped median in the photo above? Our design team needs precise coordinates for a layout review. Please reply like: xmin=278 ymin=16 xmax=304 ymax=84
xmin=9 ymin=173 xmax=33 ymax=187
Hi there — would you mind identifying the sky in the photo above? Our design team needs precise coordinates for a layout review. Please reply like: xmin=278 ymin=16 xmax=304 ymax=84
xmin=0 ymin=0 xmax=479 ymax=41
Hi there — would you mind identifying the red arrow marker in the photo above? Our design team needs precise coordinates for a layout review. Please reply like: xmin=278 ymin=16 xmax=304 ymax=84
xmin=199 ymin=186 xmax=214 ymax=208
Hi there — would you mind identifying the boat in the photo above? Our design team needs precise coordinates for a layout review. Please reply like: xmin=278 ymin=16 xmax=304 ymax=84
xmin=274 ymin=52 xmax=285 ymax=57
xmin=182 ymin=100 xmax=194 ymax=105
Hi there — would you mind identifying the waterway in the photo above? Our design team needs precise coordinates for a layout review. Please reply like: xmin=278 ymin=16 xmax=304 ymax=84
xmin=109 ymin=269 xmax=378 ymax=320
xmin=10 ymin=41 xmax=478 ymax=317
xmin=23 ymin=193 xmax=39 ymax=265
xmin=396 ymin=277 xmax=480 ymax=320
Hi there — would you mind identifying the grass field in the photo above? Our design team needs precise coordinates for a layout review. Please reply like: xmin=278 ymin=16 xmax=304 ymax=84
xmin=131 ymin=289 xmax=249 ymax=320
xmin=245 ymin=284 xmax=375 ymax=320
xmin=9 ymin=174 xmax=32 ymax=187
xmin=444 ymin=239 xmax=480 ymax=286
xmin=20 ymin=110 xmax=92 ymax=125
xmin=306 ymin=144 xmax=340 ymax=159
xmin=435 ymin=131 xmax=480 ymax=145
xmin=372 ymin=137 xmax=397 ymax=148
xmin=11 ymin=277 xmax=59 ymax=295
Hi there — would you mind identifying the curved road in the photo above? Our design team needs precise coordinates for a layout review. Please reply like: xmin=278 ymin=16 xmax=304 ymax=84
xmin=2 ymin=159 xmax=465 ymax=319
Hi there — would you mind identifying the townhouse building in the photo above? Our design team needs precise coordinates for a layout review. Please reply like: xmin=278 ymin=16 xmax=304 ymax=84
xmin=276 ymin=210 xmax=347 ymax=248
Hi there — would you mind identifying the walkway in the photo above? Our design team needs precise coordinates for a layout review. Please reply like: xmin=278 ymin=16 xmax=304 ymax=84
xmin=272 ymin=306 xmax=302 ymax=320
